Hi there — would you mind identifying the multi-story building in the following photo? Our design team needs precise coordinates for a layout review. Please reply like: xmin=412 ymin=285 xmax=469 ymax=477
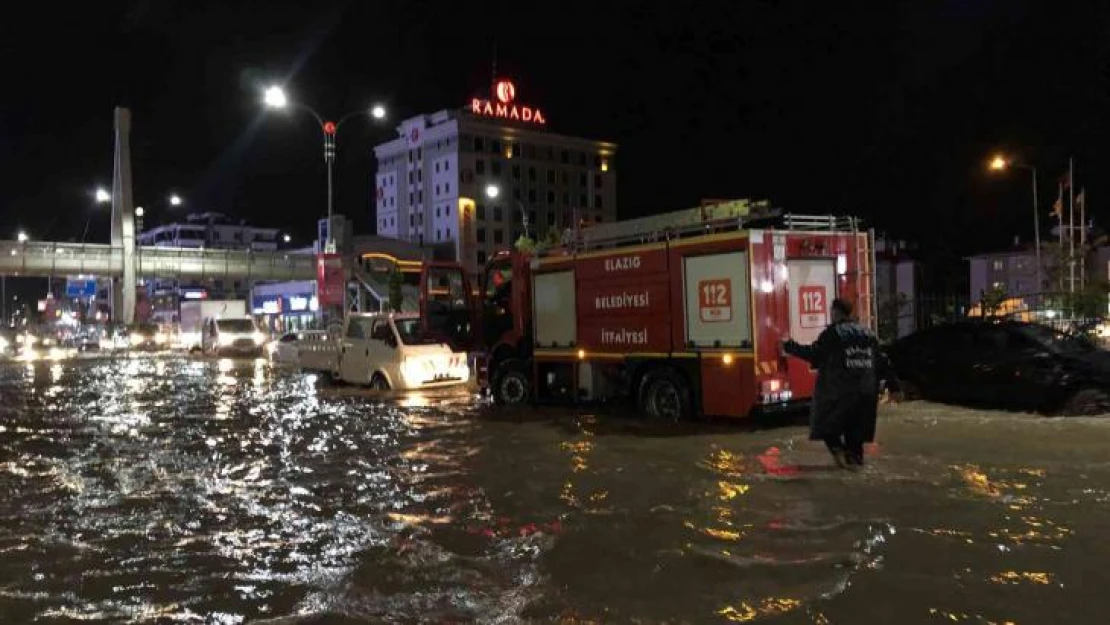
xmin=373 ymin=78 xmax=618 ymax=275
xmin=138 ymin=212 xmax=282 ymax=322
xmin=967 ymin=248 xmax=1047 ymax=303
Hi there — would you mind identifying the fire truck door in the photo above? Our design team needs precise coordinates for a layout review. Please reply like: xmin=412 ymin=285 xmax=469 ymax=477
xmin=419 ymin=262 xmax=475 ymax=351
xmin=786 ymin=259 xmax=837 ymax=396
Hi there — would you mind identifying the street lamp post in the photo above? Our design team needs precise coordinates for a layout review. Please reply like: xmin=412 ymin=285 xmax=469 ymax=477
xmin=990 ymin=156 xmax=1042 ymax=294
xmin=485 ymin=184 xmax=532 ymax=240
xmin=263 ymin=86 xmax=387 ymax=253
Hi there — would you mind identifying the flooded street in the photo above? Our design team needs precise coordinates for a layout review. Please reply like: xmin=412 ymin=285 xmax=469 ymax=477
xmin=1 ymin=355 xmax=1109 ymax=623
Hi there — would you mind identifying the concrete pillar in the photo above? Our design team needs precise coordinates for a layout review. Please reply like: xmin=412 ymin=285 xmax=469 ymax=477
xmin=110 ymin=107 xmax=136 ymax=324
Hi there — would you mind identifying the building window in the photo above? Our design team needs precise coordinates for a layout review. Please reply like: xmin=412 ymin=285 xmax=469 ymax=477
xmin=560 ymin=149 xmax=569 ymax=164
xmin=418 ymin=214 xmax=423 ymax=225
xmin=417 ymin=170 xmax=422 ymax=182
xmin=579 ymin=172 xmax=587 ymax=186
xmin=494 ymin=230 xmax=504 ymax=244
xmin=562 ymin=192 xmax=569 ymax=206
xmin=992 ymin=260 xmax=1004 ymax=271
xmin=528 ymin=210 xmax=536 ymax=225
xmin=595 ymin=174 xmax=603 ymax=188
xmin=528 ymin=189 xmax=537 ymax=203
xmin=477 ymin=204 xmax=486 ymax=220
xmin=417 ymin=191 xmax=423 ymax=203
xmin=477 ymin=228 xmax=486 ymax=243
xmin=547 ymin=170 xmax=555 ymax=184
xmin=435 ymin=185 xmax=440 ymax=196
xmin=579 ymin=194 xmax=587 ymax=207
xmin=445 ymin=182 xmax=450 ymax=193
xmin=445 ymin=227 xmax=451 ymax=239
xmin=444 ymin=205 xmax=450 ymax=216
xmin=494 ymin=207 xmax=504 ymax=221
xmin=547 ymin=212 xmax=555 ymax=226
xmin=547 ymin=191 xmax=555 ymax=204
xmin=528 ymin=167 xmax=536 ymax=182
xmin=477 ymin=250 xmax=486 ymax=265
xmin=409 ymin=193 xmax=414 ymax=204
xmin=992 ymin=281 xmax=1005 ymax=290
xmin=444 ymin=160 xmax=450 ymax=170
xmin=416 ymin=148 xmax=422 ymax=160
xmin=408 ymin=171 xmax=414 ymax=183
xmin=512 ymin=230 xmax=521 ymax=243
xmin=594 ymin=195 xmax=602 ymax=209
xmin=474 ymin=137 xmax=484 ymax=151
xmin=513 ymin=188 xmax=521 ymax=200
xmin=595 ymin=215 xmax=603 ymax=223
xmin=436 ymin=206 xmax=441 ymax=217
xmin=436 ymin=230 xmax=441 ymax=241
xmin=512 ymin=165 xmax=520 ymax=180
xmin=492 ymin=160 xmax=502 ymax=176
xmin=410 ymin=215 xmax=415 ymax=227
xmin=524 ymin=144 xmax=535 ymax=158
xmin=561 ymin=171 xmax=569 ymax=184
xmin=512 ymin=142 xmax=521 ymax=158
xmin=476 ymin=159 xmax=485 ymax=174
xmin=435 ymin=162 xmax=440 ymax=173
xmin=491 ymin=139 xmax=501 ymax=154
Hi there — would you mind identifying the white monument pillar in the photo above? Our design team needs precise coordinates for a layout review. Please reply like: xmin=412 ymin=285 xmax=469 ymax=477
xmin=110 ymin=107 xmax=136 ymax=324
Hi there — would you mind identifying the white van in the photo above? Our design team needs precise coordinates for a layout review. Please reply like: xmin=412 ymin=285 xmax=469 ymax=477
xmin=201 ymin=316 xmax=266 ymax=356
xmin=337 ymin=313 xmax=469 ymax=390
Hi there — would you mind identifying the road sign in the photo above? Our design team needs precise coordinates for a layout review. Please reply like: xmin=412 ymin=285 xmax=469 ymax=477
xmin=65 ymin=279 xmax=97 ymax=298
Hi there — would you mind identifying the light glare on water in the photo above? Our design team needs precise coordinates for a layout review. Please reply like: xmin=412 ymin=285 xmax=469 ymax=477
xmin=0 ymin=356 xmax=1108 ymax=623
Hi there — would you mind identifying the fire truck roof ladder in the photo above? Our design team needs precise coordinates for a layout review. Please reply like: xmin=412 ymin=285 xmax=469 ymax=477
xmin=575 ymin=199 xmax=779 ymax=251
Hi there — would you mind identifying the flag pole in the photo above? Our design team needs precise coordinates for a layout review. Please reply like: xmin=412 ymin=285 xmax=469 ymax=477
xmin=1080 ymin=186 xmax=1086 ymax=289
xmin=1057 ymin=182 xmax=1065 ymax=292
xmin=1069 ymin=157 xmax=1075 ymax=293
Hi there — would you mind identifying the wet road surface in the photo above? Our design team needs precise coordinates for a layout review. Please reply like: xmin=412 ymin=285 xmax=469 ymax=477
xmin=2 ymin=355 xmax=1110 ymax=623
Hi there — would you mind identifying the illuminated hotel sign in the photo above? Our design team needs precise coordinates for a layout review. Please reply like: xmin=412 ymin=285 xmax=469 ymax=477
xmin=469 ymin=79 xmax=546 ymax=125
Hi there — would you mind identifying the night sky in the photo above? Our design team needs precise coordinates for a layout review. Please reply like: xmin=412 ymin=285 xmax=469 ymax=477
xmin=2 ymin=1 xmax=1109 ymax=293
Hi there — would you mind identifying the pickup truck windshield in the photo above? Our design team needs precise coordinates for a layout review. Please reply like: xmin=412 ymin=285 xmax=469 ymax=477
xmin=394 ymin=318 xmax=438 ymax=345
xmin=216 ymin=319 xmax=255 ymax=333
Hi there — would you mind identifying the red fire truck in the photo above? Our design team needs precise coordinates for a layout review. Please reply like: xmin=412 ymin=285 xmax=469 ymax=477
xmin=467 ymin=201 xmax=876 ymax=420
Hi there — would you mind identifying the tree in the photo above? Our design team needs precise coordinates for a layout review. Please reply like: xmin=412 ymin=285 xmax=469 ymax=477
xmin=514 ymin=233 xmax=537 ymax=254
xmin=388 ymin=265 xmax=403 ymax=313
xmin=980 ymin=284 xmax=1008 ymax=317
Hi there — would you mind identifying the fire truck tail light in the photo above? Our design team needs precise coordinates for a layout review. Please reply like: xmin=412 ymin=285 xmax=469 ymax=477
xmin=761 ymin=379 xmax=782 ymax=394
xmin=722 ymin=353 xmax=734 ymax=365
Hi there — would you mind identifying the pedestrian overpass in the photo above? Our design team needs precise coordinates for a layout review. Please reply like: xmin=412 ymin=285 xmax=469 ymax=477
xmin=0 ymin=240 xmax=316 ymax=281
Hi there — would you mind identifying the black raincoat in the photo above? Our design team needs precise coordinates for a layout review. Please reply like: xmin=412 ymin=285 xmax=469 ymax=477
xmin=784 ymin=321 xmax=882 ymax=443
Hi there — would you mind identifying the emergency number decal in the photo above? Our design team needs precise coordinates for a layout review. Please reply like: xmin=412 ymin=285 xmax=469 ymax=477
xmin=798 ymin=285 xmax=827 ymax=328
xmin=698 ymin=278 xmax=732 ymax=322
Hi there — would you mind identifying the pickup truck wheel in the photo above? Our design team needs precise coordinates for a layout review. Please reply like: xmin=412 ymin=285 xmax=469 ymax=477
xmin=639 ymin=369 xmax=692 ymax=422
xmin=492 ymin=359 xmax=530 ymax=405
xmin=369 ymin=373 xmax=390 ymax=391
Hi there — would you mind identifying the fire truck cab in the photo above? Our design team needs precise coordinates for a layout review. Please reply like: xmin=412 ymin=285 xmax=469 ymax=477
xmin=477 ymin=201 xmax=875 ymax=420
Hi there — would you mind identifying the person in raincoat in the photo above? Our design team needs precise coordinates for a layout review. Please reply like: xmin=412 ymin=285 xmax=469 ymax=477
xmin=781 ymin=298 xmax=886 ymax=468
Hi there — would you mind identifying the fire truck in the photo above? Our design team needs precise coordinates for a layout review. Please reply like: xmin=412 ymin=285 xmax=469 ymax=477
xmin=460 ymin=200 xmax=876 ymax=420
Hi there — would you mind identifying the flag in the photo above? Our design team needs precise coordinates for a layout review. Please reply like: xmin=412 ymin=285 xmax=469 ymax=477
xmin=1052 ymin=183 xmax=1063 ymax=217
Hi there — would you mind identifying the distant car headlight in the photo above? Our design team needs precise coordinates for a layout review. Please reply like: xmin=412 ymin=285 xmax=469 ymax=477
xmin=0 ymin=337 xmax=8 ymax=350
xmin=252 ymin=332 xmax=266 ymax=345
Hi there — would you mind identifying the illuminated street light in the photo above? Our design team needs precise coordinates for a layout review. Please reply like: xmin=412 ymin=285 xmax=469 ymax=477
xmin=283 ymin=234 xmax=292 ymax=243
xmin=263 ymin=85 xmax=288 ymax=109
xmin=485 ymin=184 xmax=500 ymax=199
xmin=169 ymin=194 xmax=183 ymax=207
xmin=95 ymin=188 xmax=111 ymax=204
xmin=260 ymin=87 xmax=390 ymax=253
xmin=17 ymin=231 xmax=28 ymax=243
xmin=987 ymin=153 xmax=1041 ymax=290
xmin=135 ymin=206 xmax=145 ymax=217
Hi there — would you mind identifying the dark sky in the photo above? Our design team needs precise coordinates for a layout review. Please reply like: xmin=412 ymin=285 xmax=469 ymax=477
xmin=2 ymin=0 xmax=1109 ymax=290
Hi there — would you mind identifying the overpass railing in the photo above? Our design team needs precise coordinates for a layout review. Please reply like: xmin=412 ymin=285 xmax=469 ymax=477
xmin=0 ymin=241 xmax=316 ymax=281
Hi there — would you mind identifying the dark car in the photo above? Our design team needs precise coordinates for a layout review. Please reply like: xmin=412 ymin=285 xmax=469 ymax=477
xmin=887 ymin=320 xmax=1110 ymax=415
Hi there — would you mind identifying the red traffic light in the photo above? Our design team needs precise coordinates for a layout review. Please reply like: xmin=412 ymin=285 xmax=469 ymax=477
xmin=323 ymin=121 xmax=337 ymax=135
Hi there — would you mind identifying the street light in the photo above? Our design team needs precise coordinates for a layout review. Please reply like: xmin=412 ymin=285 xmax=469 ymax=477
xmin=135 ymin=206 xmax=145 ymax=218
xmin=17 ymin=231 xmax=28 ymax=243
xmin=988 ymin=154 xmax=1042 ymax=292
xmin=168 ymin=194 xmax=183 ymax=207
xmin=95 ymin=188 xmax=111 ymax=204
xmin=262 ymin=84 xmax=389 ymax=252
xmin=484 ymin=184 xmax=532 ymax=237
xmin=283 ymin=234 xmax=292 ymax=244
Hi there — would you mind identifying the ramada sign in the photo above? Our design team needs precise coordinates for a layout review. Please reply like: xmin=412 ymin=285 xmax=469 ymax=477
xmin=469 ymin=79 xmax=547 ymax=125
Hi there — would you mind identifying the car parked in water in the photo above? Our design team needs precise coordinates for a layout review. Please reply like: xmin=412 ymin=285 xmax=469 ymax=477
xmin=267 ymin=330 xmax=328 ymax=365
xmin=886 ymin=320 xmax=1110 ymax=415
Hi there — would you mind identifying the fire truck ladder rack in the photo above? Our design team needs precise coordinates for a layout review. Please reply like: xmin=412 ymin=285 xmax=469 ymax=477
xmin=574 ymin=199 xmax=780 ymax=252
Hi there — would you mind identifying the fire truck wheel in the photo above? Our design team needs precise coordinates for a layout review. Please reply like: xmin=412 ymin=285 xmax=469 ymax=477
xmin=492 ymin=360 xmax=530 ymax=405
xmin=639 ymin=369 xmax=692 ymax=422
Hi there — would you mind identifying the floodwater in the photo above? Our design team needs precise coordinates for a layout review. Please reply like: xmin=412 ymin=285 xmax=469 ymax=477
xmin=1 ymin=356 xmax=1109 ymax=624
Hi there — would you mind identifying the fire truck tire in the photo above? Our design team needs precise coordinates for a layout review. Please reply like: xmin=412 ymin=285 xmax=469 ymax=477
xmin=638 ymin=368 xmax=693 ymax=422
xmin=492 ymin=359 xmax=530 ymax=405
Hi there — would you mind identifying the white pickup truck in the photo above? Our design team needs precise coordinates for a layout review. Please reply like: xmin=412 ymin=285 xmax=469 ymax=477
xmin=300 ymin=313 xmax=470 ymax=391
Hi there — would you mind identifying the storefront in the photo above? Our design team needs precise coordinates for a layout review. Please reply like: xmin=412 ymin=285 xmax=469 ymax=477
xmin=251 ymin=281 xmax=319 ymax=335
